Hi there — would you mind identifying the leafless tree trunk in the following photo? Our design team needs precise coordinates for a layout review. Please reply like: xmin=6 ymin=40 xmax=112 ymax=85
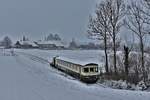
xmin=107 ymin=0 xmax=125 ymax=75
xmin=124 ymin=1 xmax=150 ymax=82
xmin=124 ymin=45 xmax=129 ymax=79
xmin=88 ymin=0 xmax=111 ymax=74
xmin=123 ymin=33 xmax=134 ymax=81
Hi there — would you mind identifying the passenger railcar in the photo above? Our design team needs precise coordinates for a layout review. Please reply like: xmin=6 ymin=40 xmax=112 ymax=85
xmin=50 ymin=56 xmax=100 ymax=83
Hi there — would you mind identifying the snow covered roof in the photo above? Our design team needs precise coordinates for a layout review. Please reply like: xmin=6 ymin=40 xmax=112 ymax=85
xmin=20 ymin=41 xmax=38 ymax=47
xmin=0 ymin=46 xmax=5 ymax=49
xmin=56 ymin=56 xmax=99 ymax=66
xmin=37 ymin=40 xmax=66 ymax=47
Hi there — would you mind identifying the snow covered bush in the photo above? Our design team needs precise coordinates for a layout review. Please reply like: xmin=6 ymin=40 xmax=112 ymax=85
xmin=136 ymin=81 xmax=147 ymax=91
xmin=98 ymin=79 xmax=148 ymax=91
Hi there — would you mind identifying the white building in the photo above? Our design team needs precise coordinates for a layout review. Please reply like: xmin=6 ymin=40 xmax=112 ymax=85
xmin=36 ymin=40 xmax=67 ymax=49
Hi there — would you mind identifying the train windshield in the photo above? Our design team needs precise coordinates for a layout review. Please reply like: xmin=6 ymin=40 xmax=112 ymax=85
xmin=84 ymin=68 xmax=89 ymax=73
xmin=90 ymin=68 xmax=94 ymax=72
xmin=84 ymin=67 xmax=98 ymax=73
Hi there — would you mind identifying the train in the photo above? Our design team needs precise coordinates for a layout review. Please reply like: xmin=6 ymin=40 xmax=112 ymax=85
xmin=50 ymin=56 xmax=100 ymax=83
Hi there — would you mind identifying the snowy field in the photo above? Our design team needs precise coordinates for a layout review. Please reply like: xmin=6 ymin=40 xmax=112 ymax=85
xmin=15 ymin=49 xmax=105 ymax=64
xmin=0 ymin=49 xmax=150 ymax=100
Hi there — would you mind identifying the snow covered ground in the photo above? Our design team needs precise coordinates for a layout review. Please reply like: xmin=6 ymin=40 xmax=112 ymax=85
xmin=0 ymin=49 xmax=150 ymax=100
xmin=15 ymin=49 xmax=106 ymax=71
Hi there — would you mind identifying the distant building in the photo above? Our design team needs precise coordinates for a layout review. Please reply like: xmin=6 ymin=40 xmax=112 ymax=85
xmin=36 ymin=40 xmax=66 ymax=50
xmin=14 ymin=35 xmax=67 ymax=49
xmin=78 ymin=42 xmax=99 ymax=50
xmin=14 ymin=36 xmax=38 ymax=49
xmin=14 ymin=40 xmax=39 ymax=49
xmin=14 ymin=41 xmax=21 ymax=48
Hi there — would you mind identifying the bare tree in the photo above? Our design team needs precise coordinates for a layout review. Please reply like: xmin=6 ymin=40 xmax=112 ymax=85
xmin=124 ymin=1 xmax=150 ymax=82
xmin=107 ymin=0 xmax=125 ymax=75
xmin=87 ymin=0 xmax=111 ymax=74
xmin=2 ymin=36 xmax=12 ymax=48
xmin=88 ymin=0 xmax=125 ymax=75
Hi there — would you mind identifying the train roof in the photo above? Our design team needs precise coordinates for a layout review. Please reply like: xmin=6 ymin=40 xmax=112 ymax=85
xmin=55 ymin=56 xmax=99 ymax=67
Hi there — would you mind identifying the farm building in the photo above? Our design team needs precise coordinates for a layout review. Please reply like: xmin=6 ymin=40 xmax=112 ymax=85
xmin=35 ymin=40 xmax=66 ymax=50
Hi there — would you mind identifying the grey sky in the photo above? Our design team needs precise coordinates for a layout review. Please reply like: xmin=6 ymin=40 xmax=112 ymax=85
xmin=0 ymin=0 xmax=97 ymax=42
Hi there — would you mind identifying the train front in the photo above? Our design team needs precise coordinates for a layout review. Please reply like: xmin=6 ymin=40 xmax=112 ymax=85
xmin=80 ymin=63 xmax=100 ymax=83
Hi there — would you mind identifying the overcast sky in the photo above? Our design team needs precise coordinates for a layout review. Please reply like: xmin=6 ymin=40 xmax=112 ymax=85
xmin=0 ymin=0 xmax=97 ymax=42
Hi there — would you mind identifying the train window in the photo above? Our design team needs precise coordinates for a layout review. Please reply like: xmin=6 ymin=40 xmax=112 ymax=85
xmin=65 ymin=62 xmax=67 ymax=66
xmin=90 ymin=68 xmax=94 ymax=72
xmin=72 ymin=64 xmax=74 ymax=69
xmin=95 ymin=67 xmax=98 ymax=72
xmin=69 ymin=63 xmax=71 ymax=67
xmin=75 ymin=66 xmax=78 ymax=70
xmin=72 ymin=65 xmax=74 ymax=69
xmin=84 ymin=68 xmax=89 ymax=73
xmin=76 ymin=66 xmax=77 ymax=70
xmin=75 ymin=66 xmax=77 ymax=70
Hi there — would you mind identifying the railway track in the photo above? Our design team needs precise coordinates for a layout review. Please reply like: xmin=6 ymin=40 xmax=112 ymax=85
xmin=15 ymin=51 xmax=77 ymax=81
xmin=16 ymin=51 xmax=49 ymax=64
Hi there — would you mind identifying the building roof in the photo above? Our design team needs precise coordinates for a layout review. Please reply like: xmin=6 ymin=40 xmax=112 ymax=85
xmin=0 ymin=46 xmax=5 ymax=49
xmin=20 ymin=41 xmax=38 ymax=47
xmin=37 ymin=40 xmax=66 ymax=47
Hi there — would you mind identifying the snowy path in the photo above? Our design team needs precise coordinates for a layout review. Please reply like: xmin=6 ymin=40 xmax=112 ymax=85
xmin=0 ymin=50 xmax=150 ymax=100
